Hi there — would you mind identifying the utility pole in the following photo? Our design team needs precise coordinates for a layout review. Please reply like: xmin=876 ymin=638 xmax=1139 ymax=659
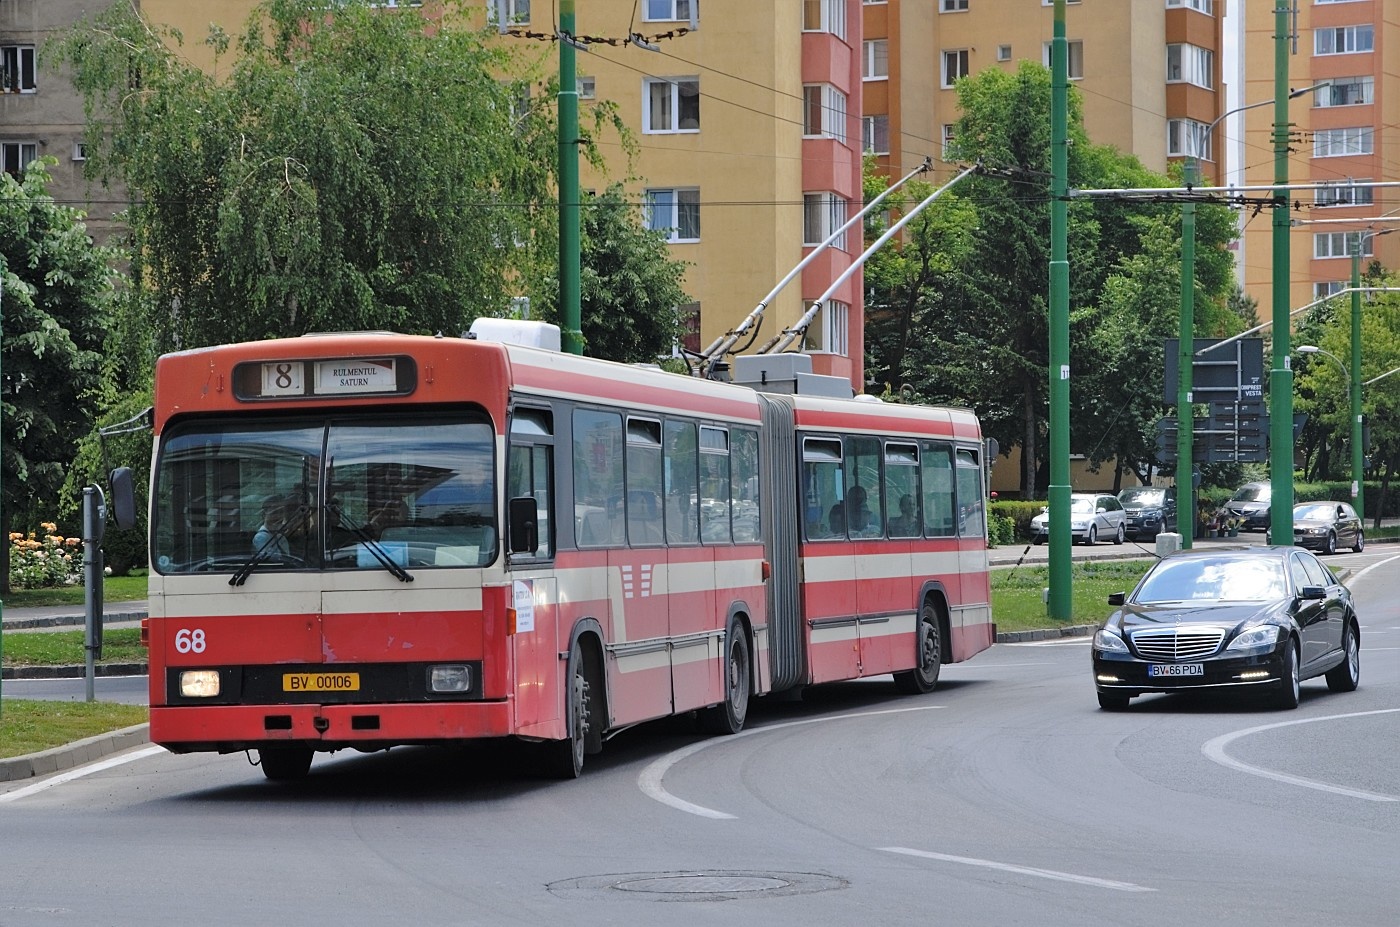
xmin=1047 ymin=0 xmax=1071 ymax=620
xmin=1349 ymin=234 xmax=1365 ymax=519
xmin=1267 ymin=3 xmax=1294 ymax=542
xmin=1177 ymin=157 xmax=1198 ymax=548
xmin=558 ymin=0 xmax=583 ymax=355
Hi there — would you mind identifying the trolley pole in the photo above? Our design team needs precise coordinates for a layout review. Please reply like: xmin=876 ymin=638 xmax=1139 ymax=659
xmin=1047 ymin=0 xmax=1072 ymax=620
xmin=558 ymin=0 xmax=584 ymax=355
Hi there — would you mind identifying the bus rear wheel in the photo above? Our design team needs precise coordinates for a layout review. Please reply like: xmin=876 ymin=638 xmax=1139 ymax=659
xmin=894 ymin=602 xmax=942 ymax=694
xmin=699 ymin=621 xmax=751 ymax=735
xmin=259 ymin=745 xmax=313 ymax=781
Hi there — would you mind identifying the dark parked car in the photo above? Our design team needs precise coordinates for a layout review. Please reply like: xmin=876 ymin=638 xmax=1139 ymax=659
xmin=1117 ymin=486 xmax=1176 ymax=540
xmin=1091 ymin=546 xmax=1360 ymax=711
xmin=1293 ymin=501 xmax=1364 ymax=555
xmin=1224 ymin=481 xmax=1271 ymax=531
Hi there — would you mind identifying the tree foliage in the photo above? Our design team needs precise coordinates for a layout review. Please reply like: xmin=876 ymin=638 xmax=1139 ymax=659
xmin=0 ymin=159 xmax=118 ymax=589
xmin=865 ymin=61 xmax=1243 ymax=496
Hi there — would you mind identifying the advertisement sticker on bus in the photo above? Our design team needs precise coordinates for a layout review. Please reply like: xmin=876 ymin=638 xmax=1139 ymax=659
xmin=513 ymin=580 xmax=535 ymax=633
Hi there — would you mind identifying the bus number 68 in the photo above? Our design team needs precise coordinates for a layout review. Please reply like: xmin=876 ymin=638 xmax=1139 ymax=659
xmin=174 ymin=628 xmax=207 ymax=654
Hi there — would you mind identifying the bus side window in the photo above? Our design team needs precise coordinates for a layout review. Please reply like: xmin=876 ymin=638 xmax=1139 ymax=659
xmin=509 ymin=408 xmax=554 ymax=560
xmin=573 ymin=409 xmax=624 ymax=548
xmin=921 ymin=442 xmax=956 ymax=537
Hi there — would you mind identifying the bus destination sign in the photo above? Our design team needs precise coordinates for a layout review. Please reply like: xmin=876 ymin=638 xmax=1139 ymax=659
xmin=314 ymin=359 xmax=397 ymax=394
xmin=238 ymin=356 xmax=414 ymax=401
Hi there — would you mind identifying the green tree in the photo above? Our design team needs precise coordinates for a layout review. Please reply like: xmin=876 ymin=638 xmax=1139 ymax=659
xmin=53 ymin=0 xmax=564 ymax=351
xmin=0 ymin=159 xmax=118 ymax=591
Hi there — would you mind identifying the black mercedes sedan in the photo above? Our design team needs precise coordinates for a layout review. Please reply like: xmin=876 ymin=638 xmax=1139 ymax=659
xmin=1092 ymin=546 xmax=1360 ymax=711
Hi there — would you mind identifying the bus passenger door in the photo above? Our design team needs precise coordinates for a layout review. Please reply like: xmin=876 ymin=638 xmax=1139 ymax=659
xmin=509 ymin=576 xmax=558 ymax=732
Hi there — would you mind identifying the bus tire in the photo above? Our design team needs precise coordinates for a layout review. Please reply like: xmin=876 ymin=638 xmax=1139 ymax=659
xmin=259 ymin=745 xmax=313 ymax=781
xmin=893 ymin=601 xmax=943 ymax=695
xmin=700 ymin=620 xmax=751 ymax=735
xmin=543 ymin=641 xmax=591 ymax=779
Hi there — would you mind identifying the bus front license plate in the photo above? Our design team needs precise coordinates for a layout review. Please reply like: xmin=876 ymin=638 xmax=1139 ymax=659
xmin=1148 ymin=663 xmax=1203 ymax=678
xmin=283 ymin=672 xmax=361 ymax=692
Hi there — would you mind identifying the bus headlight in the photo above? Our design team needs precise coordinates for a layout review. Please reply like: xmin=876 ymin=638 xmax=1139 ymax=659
xmin=179 ymin=670 xmax=221 ymax=698
xmin=428 ymin=664 xmax=473 ymax=693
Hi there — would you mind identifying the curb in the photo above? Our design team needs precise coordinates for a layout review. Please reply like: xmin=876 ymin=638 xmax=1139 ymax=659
xmin=996 ymin=624 xmax=1097 ymax=643
xmin=0 ymin=723 xmax=151 ymax=784
xmin=2 ymin=611 xmax=147 ymax=631
xmin=2 ymin=662 xmax=148 ymax=680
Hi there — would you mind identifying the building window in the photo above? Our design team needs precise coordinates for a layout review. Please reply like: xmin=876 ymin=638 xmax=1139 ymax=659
xmin=644 ymin=0 xmax=693 ymax=22
xmin=577 ymin=76 xmax=596 ymax=100
xmin=488 ymin=0 xmax=529 ymax=25
xmin=802 ymin=300 xmax=850 ymax=357
xmin=941 ymin=124 xmax=956 ymax=158
xmin=675 ymin=302 xmax=701 ymax=356
xmin=941 ymin=0 xmax=969 ymax=11
xmin=1042 ymin=40 xmax=1084 ymax=79
xmin=1 ymin=141 xmax=37 ymax=178
xmin=1314 ymin=232 xmax=1374 ymax=260
xmin=996 ymin=45 xmax=1012 ymax=62
xmin=646 ymin=188 xmax=700 ymax=242
xmin=863 ymin=40 xmax=889 ymax=80
xmin=803 ymin=0 xmax=846 ymax=40
xmin=804 ymin=193 xmax=849 ymax=250
xmin=941 ymin=49 xmax=969 ymax=87
xmin=72 ymin=142 xmax=88 ymax=162
xmin=1315 ymin=180 xmax=1373 ymax=208
xmin=1313 ymin=126 xmax=1373 ymax=158
xmin=1 ymin=45 xmax=37 ymax=94
xmin=1315 ymin=76 xmax=1372 ymax=107
xmin=862 ymin=114 xmax=890 ymax=155
xmin=643 ymin=78 xmax=700 ymax=133
xmin=1165 ymin=0 xmax=1213 ymax=12
xmin=1314 ymin=281 xmax=1346 ymax=300
xmin=1166 ymin=43 xmax=1213 ymax=88
xmin=804 ymin=84 xmax=848 ymax=145
xmin=1167 ymin=118 xmax=1210 ymax=159
xmin=1315 ymin=25 xmax=1373 ymax=56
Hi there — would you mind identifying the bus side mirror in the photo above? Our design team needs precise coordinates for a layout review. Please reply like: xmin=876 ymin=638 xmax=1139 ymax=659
xmin=508 ymin=496 xmax=538 ymax=554
xmin=110 ymin=467 xmax=137 ymax=531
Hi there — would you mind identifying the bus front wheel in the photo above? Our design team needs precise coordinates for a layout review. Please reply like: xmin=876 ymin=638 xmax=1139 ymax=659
xmin=542 ymin=642 xmax=592 ymax=779
xmin=893 ymin=602 xmax=942 ymax=695
xmin=259 ymin=745 xmax=313 ymax=781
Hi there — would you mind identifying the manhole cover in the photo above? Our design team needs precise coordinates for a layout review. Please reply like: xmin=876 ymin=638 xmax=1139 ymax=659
xmin=548 ymin=870 xmax=846 ymax=902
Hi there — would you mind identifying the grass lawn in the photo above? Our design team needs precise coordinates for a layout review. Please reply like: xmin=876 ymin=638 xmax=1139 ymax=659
xmin=2 ymin=628 xmax=145 ymax=667
xmin=991 ymin=559 xmax=1150 ymax=634
xmin=4 ymin=572 xmax=147 ymax=609
xmin=0 ymin=700 xmax=148 ymax=759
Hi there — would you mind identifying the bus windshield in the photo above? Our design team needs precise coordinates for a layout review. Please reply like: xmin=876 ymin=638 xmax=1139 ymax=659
xmin=152 ymin=414 xmax=496 ymax=575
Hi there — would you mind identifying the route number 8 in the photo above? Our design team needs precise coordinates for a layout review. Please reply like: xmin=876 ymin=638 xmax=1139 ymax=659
xmin=175 ymin=628 xmax=207 ymax=654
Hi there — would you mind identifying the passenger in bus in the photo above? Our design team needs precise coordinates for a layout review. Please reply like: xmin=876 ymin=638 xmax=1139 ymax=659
xmin=830 ymin=485 xmax=873 ymax=536
xmin=888 ymin=494 xmax=918 ymax=537
xmin=252 ymin=495 xmax=295 ymax=558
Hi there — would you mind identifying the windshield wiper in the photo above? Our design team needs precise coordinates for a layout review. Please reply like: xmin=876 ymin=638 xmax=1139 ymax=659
xmin=325 ymin=499 xmax=414 ymax=583
xmin=229 ymin=500 xmax=311 ymax=587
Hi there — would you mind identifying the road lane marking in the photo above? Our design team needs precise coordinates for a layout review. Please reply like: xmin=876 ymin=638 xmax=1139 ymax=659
xmin=1201 ymin=709 xmax=1400 ymax=802
xmin=878 ymin=846 xmax=1155 ymax=893
xmin=1348 ymin=553 xmax=1400 ymax=586
xmin=638 ymin=706 xmax=941 ymax=819
xmin=0 ymin=745 xmax=166 ymax=804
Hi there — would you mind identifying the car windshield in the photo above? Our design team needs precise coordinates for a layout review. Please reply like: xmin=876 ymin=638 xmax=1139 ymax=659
xmin=1294 ymin=503 xmax=1338 ymax=520
xmin=1071 ymin=497 xmax=1096 ymax=514
xmin=1231 ymin=484 xmax=1269 ymax=503
xmin=1119 ymin=488 xmax=1165 ymax=506
xmin=152 ymin=414 xmax=497 ymax=575
xmin=1133 ymin=556 xmax=1287 ymax=604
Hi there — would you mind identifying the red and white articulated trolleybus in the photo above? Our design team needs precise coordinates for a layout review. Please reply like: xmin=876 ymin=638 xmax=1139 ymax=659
xmin=140 ymin=325 xmax=993 ymax=779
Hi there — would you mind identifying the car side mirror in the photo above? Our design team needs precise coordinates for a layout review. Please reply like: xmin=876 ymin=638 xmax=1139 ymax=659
xmin=1298 ymin=585 xmax=1326 ymax=601
xmin=1107 ymin=592 xmax=1126 ymax=607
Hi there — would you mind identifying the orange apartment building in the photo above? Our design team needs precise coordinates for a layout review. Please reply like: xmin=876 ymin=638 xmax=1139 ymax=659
xmin=1236 ymin=0 xmax=1400 ymax=312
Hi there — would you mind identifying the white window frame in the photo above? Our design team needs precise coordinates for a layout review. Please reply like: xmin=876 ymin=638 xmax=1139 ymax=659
xmin=1315 ymin=25 xmax=1374 ymax=56
xmin=941 ymin=124 xmax=956 ymax=158
xmin=1315 ymin=180 xmax=1373 ymax=208
xmin=1167 ymin=118 xmax=1210 ymax=159
xmin=941 ymin=0 xmax=969 ymax=11
xmin=577 ymin=76 xmax=595 ymax=100
xmin=1314 ymin=76 xmax=1372 ymax=107
xmin=1314 ymin=281 xmax=1346 ymax=300
xmin=824 ymin=300 xmax=850 ymax=357
xmin=643 ymin=77 xmax=700 ymax=134
xmin=1 ymin=45 xmax=37 ymax=94
xmin=646 ymin=187 xmax=700 ymax=243
xmin=803 ymin=192 xmax=849 ymax=251
xmin=864 ymin=39 xmax=889 ymax=81
xmin=1042 ymin=40 xmax=1084 ymax=79
xmin=1 ymin=141 xmax=38 ymax=177
xmin=803 ymin=0 xmax=846 ymax=40
xmin=803 ymin=84 xmax=847 ymax=145
xmin=941 ymin=49 xmax=969 ymax=88
xmin=1165 ymin=0 xmax=1213 ymax=13
xmin=643 ymin=0 xmax=693 ymax=22
xmin=1166 ymin=43 xmax=1213 ymax=88
xmin=996 ymin=45 xmax=1012 ymax=62
xmin=487 ymin=0 xmax=528 ymax=25
xmin=1314 ymin=232 xmax=1374 ymax=260
xmin=862 ymin=114 xmax=890 ymax=155
xmin=1313 ymin=126 xmax=1373 ymax=158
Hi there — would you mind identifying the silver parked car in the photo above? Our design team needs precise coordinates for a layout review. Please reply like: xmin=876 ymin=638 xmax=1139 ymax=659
xmin=1030 ymin=492 xmax=1127 ymax=545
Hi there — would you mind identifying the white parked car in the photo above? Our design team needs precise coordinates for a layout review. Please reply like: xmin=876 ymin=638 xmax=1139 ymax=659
xmin=1030 ymin=493 xmax=1126 ymax=545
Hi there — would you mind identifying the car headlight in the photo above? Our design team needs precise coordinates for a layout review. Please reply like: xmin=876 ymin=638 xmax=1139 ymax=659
xmin=1304 ymin=527 xmax=1327 ymax=535
xmin=1225 ymin=624 xmax=1280 ymax=653
xmin=1093 ymin=629 xmax=1129 ymax=653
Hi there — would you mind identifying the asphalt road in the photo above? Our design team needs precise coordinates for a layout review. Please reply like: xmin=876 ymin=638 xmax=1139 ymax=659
xmin=2 ymin=546 xmax=1397 ymax=926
